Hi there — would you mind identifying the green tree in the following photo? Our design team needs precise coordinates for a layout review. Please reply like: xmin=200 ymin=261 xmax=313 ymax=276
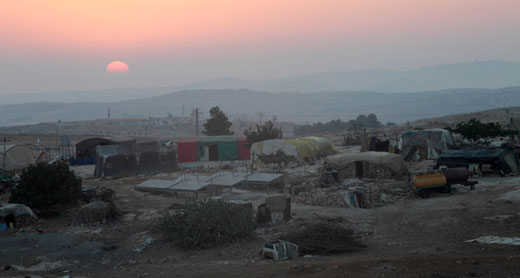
xmin=244 ymin=120 xmax=283 ymax=144
xmin=10 ymin=162 xmax=82 ymax=215
xmin=447 ymin=118 xmax=516 ymax=141
xmin=203 ymin=106 xmax=233 ymax=136
xmin=366 ymin=113 xmax=382 ymax=128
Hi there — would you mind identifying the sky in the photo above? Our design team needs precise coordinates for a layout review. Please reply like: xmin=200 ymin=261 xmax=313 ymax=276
xmin=1 ymin=0 xmax=520 ymax=95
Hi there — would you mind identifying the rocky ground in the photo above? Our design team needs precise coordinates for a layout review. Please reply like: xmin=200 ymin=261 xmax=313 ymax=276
xmin=1 ymin=169 xmax=520 ymax=277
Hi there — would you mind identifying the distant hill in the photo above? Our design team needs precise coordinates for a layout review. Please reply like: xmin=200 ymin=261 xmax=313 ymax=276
xmin=1 ymin=60 xmax=520 ymax=105
xmin=412 ymin=106 xmax=520 ymax=127
xmin=0 ymin=86 xmax=519 ymax=127
xmin=171 ymin=60 xmax=520 ymax=93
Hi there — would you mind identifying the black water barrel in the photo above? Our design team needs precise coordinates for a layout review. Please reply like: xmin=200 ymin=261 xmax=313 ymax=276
xmin=441 ymin=167 xmax=470 ymax=184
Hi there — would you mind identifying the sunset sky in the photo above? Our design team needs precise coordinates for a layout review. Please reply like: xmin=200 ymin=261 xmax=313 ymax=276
xmin=1 ymin=0 xmax=520 ymax=94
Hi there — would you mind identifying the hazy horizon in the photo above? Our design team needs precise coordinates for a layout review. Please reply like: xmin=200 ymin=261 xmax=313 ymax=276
xmin=2 ymin=0 xmax=520 ymax=95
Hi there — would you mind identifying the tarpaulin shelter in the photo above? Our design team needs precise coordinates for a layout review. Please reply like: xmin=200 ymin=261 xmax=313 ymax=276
xmin=94 ymin=141 xmax=177 ymax=177
xmin=326 ymin=151 xmax=405 ymax=174
xmin=251 ymin=136 xmax=335 ymax=160
xmin=436 ymin=148 xmax=519 ymax=175
xmin=75 ymin=136 xmax=136 ymax=165
xmin=400 ymin=129 xmax=454 ymax=161
xmin=0 ymin=144 xmax=35 ymax=170
xmin=176 ymin=136 xmax=250 ymax=163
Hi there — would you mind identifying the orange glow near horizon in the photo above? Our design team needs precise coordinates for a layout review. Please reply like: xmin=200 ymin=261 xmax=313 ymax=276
xmin=3 ymin=0 xmax=518 ymax=56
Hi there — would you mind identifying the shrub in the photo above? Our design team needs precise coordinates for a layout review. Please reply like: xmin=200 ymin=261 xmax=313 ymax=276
xmin=257 ymin=150 xmax=297 ymax=172
xmin=281 ymin=221 xmax=365 ymax=255
xmin=10 ymin=162 xmax=82 ymax=215
xmin=161 ymin=200 xmax=256 ymax=250
xmin=244 ymin=120 xmax=283 ymax=144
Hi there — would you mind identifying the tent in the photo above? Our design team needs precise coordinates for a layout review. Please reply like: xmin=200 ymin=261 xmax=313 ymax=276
xmin=177 ymin=136 xmax=250 ymax=163
xmin=94 ymin=142 xmax=177 ymax=177
xmin=75 ymin=137 xmax=135 ymax=164
xmin=436 ymin=148 xmax=519 ymax=175
xmin=326 ymin=151 xmax=405 ymax=174
xmin=400 ymin=129 xmax=454 ymax=161
xmin=0 ymin=145 xmax=35 ymax=170
xmin=250 ymin=136 xmax=335 ymax=160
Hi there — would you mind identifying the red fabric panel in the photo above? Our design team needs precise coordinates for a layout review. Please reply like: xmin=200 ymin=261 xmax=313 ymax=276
xmin=238 ymin=138 xmax=250 ymax=160
xmin=177 ymin=137 xmax=198 ymax=162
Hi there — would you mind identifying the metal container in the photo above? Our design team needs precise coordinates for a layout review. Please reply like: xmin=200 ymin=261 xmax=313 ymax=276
xmin=411 ymin=172 xmax=447 ymax=188
xmin=441 ymin=167 xmax=470 ymax=184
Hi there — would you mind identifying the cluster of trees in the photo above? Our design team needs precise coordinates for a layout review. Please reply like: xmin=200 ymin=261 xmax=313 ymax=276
xmin=446 ymin=118 xmax=517 ymax=141
xmin=294 ymin=114 xmax=383 ymax=136
xmin=203 ymin=106 xmax=284 ymax=144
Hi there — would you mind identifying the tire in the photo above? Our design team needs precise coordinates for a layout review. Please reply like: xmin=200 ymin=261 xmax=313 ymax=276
xmin=419 ymin=189 xmax=431 ymax=199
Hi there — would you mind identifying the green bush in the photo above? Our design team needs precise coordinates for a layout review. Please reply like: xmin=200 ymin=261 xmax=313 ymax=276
xmin=257 ymin=150 xmax=297 ymax=171
xmin=161 ymin=200 xmax=256 ymax=250
xmin=10 ymin=162 xmax=82 ymax=215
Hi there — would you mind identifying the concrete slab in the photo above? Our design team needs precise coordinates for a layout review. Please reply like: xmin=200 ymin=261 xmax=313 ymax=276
xmin=135 ymin=179 xmax=176 ymax=190
xmin=208 ymin=172 xmax=249 ymax=186
xmin=169 ymin=180 xmax=211 ymax=191
xmin=244 ymin=173 xmax=284 ymax=184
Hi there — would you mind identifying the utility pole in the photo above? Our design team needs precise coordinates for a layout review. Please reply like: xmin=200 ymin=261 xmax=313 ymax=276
xmin=191 ymin=108 xmax=203 ymax=136
xmin=506 ymin=108 xmax=510 ymax=130
xmin=195 ymin=108 xmax=199 ymax=136
xmin=3 ymin=137 xmax=6 ymax=170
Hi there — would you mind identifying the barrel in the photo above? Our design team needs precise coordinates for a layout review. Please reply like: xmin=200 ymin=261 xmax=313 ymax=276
xmin=412 ymin=172 xmax=447 ymax=188
xmin=441 ymin=167 xmax=470 ymax=184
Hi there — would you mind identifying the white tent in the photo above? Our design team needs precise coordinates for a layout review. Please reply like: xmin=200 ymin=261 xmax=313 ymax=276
xmin=0 ymin=144 xmax=35 ymax=170
xmin=399 ymin=129 xmax=454 ymax=161
xmin=250 ymin=137 xmax=335 ymax=160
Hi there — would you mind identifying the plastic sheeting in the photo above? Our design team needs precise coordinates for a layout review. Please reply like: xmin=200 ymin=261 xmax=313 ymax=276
xmin=436 ymin=148 xmax=519 ymax=174
xmin=251 ymin=137 xmax=334 ymax=160
xmin=94 ymin=143 xmax=177 ymax=177
xmin=238 ymin=138 xmax=251 ymax=160
xmin=326 ymin=151 xmax=405 ymax=173
xmin=285 ymin=137 xmax=335 ymax=159
xmin=251 ymin=139 xmax=298 ymax=158
xmin=177 ymin=136 xmax=250 ymax=162
xmin=400 ymin=129 xmax=454 ymax=161
xmin=177 ymin=137 xmax=198 ymax=163
xmin=197 ymin=136 xmax=239 ymax=161
xmin=0 ymin=145 xmax=35 ymax=170
xmin=75 ymin=137 xmax=135 ymax=158
xmin=0 ymin=204 xmax=37 ymax=219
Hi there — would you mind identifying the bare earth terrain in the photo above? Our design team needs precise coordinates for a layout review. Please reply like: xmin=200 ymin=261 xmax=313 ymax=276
xmin=2 ymin=166 xmax=520 ymax=278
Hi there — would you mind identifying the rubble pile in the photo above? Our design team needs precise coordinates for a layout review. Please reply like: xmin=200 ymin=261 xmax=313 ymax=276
xmin=338 ymin=162 xmax=402 ymax=179
xmin=295 ymin=190 xmax=346 ymax=207
xmin=293 ymin=179 xmax=410 ymax=208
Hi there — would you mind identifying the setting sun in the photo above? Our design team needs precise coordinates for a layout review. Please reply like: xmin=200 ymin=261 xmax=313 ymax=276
xmin=105 ymin=61 xmax=129 ymax=74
